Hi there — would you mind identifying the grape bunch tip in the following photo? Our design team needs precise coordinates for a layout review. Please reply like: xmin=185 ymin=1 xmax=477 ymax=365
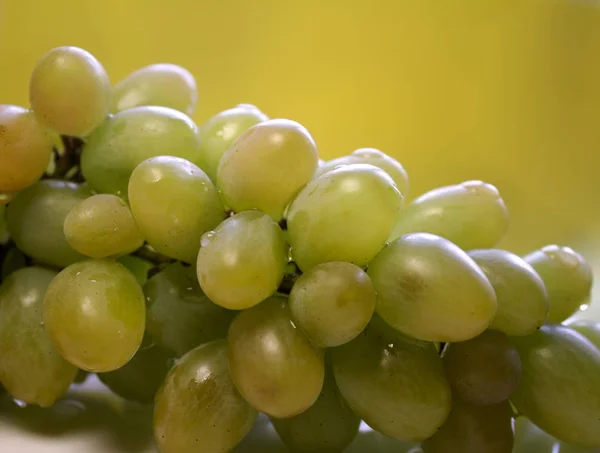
xmin=0 ymin=45 xmax=598 ymax=453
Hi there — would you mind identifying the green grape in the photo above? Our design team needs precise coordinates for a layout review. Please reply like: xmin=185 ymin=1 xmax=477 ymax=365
xmin=81 ymin=106 xmax=202 ymax=196
xmin=198 ymin=104 xmax=268 ymax=181
xmin=63 ymin=194 xmax=144 ymax=258
xmin=128 ymin=156 xmax=225 ymax=263
xmin=154 ymin=340 xmax=257 ymax=453
xmin=227 ymin=296 xmax=325 ymax=418
xmin=469 ymin=249 xmax=549 ymax=336
xmin=0 ymin=267 xmax=77 ymax=407
xmin=145 ymin=262 xmax=235 ymax=357
xmin=442 ymin=330 xmax=522 ymax=405
xmin=43 ymin=259 xmax=146 ymax=372
xmin=0 ymin=105 xmax=56 ymax=193
xmin=315 ymin=147 xmax=409 ymax=197
xmin=29 ymin=46 xmax=110 ymax=136
xmin=117 ymin=254 xmax=154 ymax=286
xmin=197 ymin=211 xmax=287 ymax=310
xmin=558 ymin=441 xmax=600 ymax=453
xmin=1 ymin=247 xmax=26 ymax=280
xmin=99 ymin=342 xmax=173 ymax=404
xmin=270 ymin=368 xmax=360 ymax=453
xmin=368 ymin=233 xmax=497 ymax=342
xmin=524 ymin=245 xmax=593 ymax=323
xmin=288 ymin=163 xmax=403 ymax=271
xmin=513 ymin=417 xmax=558 ymax=453
xmin=567 ymin=320 xmax=600 ymax=350
xmin=216 ymin=118 xmax=318 ymax=220
xmin=288 ymin=261 xmax=376 ymax=347
xmin=332 ymin=317 xmax=451 ymax=441
xmin=422 ymin=399 xmax=514 ymax=453
xmin=6 ymin=180 xmax=90 ymax=268
xmin=510 ymin=324 xmax=600 ymax=448
xmin=0 ymin=205 xmax=7 ymax=243
xmin=110 ymin=63 xmax=197 ymax=116
xmin=388 ymin=180 xmax=508 ymax=250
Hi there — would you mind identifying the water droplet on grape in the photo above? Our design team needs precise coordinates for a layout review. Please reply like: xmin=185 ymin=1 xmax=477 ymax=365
xmin=201 ymin=231 xmax=216 ymax=247
xmin=461 ymin=180 xmax=500 ymax=197
xmin=541 ymin=245 xmax=580 ymax=268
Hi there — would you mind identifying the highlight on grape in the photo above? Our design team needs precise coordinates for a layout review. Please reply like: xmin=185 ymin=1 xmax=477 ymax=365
xmin=0 ymin=46 xmax=598 ymax=453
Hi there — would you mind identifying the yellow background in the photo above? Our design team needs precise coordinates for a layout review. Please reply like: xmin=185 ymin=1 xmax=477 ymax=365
xmin=1 ymin=0 xmax=599 ymax=254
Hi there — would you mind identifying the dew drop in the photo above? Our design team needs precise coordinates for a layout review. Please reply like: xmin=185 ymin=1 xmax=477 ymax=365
xmin=200 ymin=231 xmax=216 ymax=247
xmin=541 ymin=245 xmax=580 ymax=269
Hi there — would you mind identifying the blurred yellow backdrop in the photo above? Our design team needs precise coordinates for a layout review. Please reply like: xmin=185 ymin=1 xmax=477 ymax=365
xmin=1 ymin=0 xmax=599 ymax=255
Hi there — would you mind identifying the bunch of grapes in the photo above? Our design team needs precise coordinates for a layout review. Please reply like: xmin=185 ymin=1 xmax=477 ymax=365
xmin=0 ymin=46 xmax=598 ymax=453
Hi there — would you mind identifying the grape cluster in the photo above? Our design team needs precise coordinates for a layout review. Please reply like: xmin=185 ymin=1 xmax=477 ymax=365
xmin=0 ymin=46 xmax=598 ymax=453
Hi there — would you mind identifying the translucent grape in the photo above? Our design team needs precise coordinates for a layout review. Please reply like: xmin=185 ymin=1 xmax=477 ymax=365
xmin=128 ymin=156 xmax=225 ymax=263
xmin=510 ymin=324 xmax=600 ymax=448
xmin=270 ymin=367 xmax=360 ymax=453
xmin=469 ymin=249 xmax=549 ymax=336
xmin=154 ymin=340 xmax=257 ymax=453
xmin=6 ymin=180 xmax=90 ymax=267
xmin=0 ymin=105 xmax=56 ymax=193
xmin=442 ymin=330 xmax=522 ymax=405
xmin=524 ymin=245 xmax=593 ymax=323
xmin=0 ymin=267 xmax=77 ymax=407
xmin=288 ymin=163 xmax=403 ymax=271
xmin=288 ymin=261 xmax=376 ymax=347
xmin=422 ymin=400 xmax=514 ymax=453
xmin=315 ymin=148 xmax=409 ymax=196
xmin=110 ymin=63 xmax=197 ymax=116
xmin=388 ymin=180 xmax=508 ymax=250
xmin=43 ymin=259 xmax=146 ymax=372
xmin=63 ymin=194 xmax=144 ymax=258
xmin=198 ymin=105 xmax=268 ymax=181
xmin=513 ymin=417 xmax=559 ymax=453
xmin=196 ymin=211 xmax=287 ymax=310
xmin=117 ymin=254 xmax=154 ymax=286
xmin=145 ymin=262 xmax=235 ymax=356
xmin=227 ymin=296 xmax=325 ymax=418
xmin=368 ymin=233 xmax=497 ymax=342
xmin=29 ymin=46 xmax=110 ymax=136
xmin=98 ymin=341 xmax=173 ymax=404
xmin=567 ymin=320 xmax=600 ymax=350
xmin=81 ymin=106 xmax=202 ymax=196
xmin=216 ymin=118 xmax=318 ymax=220
xmin=332 ymin=317 xmax=452 ymax=442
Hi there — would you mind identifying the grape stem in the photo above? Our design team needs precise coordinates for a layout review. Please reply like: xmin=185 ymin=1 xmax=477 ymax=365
xmin=44 ymin=136 xmax=85 ymax=182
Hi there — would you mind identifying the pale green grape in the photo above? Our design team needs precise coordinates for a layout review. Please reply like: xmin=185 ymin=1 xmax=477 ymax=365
xmin=469 ymin=249 xmax=549 ymax=336
xmin=388 ymin=180 xmax=508 ymax=250
xmin=0 ymin=105 xmax=56 ymax=193
xmin=216 ymin=118 xmax=318 ymax=219
xmin=0 ymin=267 xmax=77 ymax=407
xmin=442 ymin=330 xmax=522 ymax=405
xmin=567 ymin=320 xmax=600 ymax=350
xmin=289 ymin=261 xmax=376 ymax=347
xmin=64 ymin=194 xmax=144 ymax=258
xmin=128 ymin=156 xmax=225 ymax=263
xmin=197 ymin=211 xmax=287 ymax=310
xmin=6 ymin=180 xmax=90 ymax=267
xmin=524 ymin=245 xmax=593 ymax=323
xmin=270 ymin=368 xmax=360 ymax=453
xmin=145 ymin=262 xmax=235 ymax=356
xmin=227 ymin=296 xmax=325 ymax=418
xmin=510 ymin=324 xmax=600 ymax=448
xmin=367 ymin=233 xmax=497 ymax=342
xmin=288 ymin=163 xmax=403 ymax=271
xmin=81 ymin=106 xmax=202 ymax=196
xmin=29 ymin=46 xmax=110 ymax=136
xmin=198 ymin=104 xmax=268 ymax=181
xmin=98 ymin=342 xmax=173 ymax=404
xmin=315 ymin=148 xmax=409 ymax=196
xmin=332 ymin=317 xmax=452 ymax=441
xmin=110 ymin=63 xmax=197 ymax=116
xmin=117 ymin=254 xmax=154 ymax=286
xmin=154 ymin=340 xmax=257 ymax=453
xmin=558 ymin=441 xmax=600 ymax=453
xmin=513 ymin=417 xmax=558 ymax=453
xmin=422 ymin=400 xmax=514 ymax=453
xmin=43 ymin=259 xmax=146 ymax=372
xmin=1 ymin=247 xmax=26 ymax=280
